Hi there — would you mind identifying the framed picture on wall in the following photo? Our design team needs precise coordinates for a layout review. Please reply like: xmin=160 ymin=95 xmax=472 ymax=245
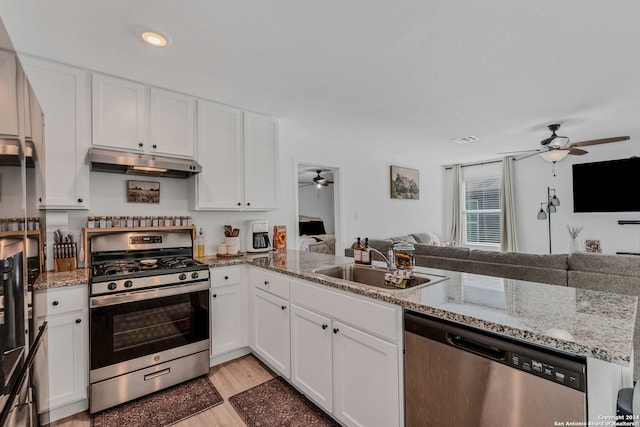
xmin=390 ymin=165 xmax=419 ymax=199
xmin=127 ymin=180 xmax=160 ymax=203
xmin=584 ymin=239 xmax=602 ymax=253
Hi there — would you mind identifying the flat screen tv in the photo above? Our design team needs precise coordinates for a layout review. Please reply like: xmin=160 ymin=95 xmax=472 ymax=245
xmin=572 ymin=157 xmax=640 ymax=212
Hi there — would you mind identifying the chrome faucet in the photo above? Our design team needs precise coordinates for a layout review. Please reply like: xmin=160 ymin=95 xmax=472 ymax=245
xmin=368 ymin=247 xmax=395 ymax=270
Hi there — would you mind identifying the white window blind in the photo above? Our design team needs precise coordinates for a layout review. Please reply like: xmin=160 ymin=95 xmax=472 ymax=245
xmin=463 ymin=177 xmax=501 ymax=246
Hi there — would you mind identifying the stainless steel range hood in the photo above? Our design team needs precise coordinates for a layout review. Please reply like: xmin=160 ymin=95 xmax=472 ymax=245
xmin=87 ymin=147 xmax=202 ymax=178
xmin=0 ymin=139 xmax=34 ymax=167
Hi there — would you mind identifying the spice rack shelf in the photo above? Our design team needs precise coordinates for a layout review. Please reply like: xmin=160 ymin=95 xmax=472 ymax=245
xmin=82 ymin=226 xmax=197 ymax=267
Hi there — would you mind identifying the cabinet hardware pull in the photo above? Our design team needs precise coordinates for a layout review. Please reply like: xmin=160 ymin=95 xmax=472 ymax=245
xmin=281 ymin=305 xmax=286 ymax=310
xmin=75 ymin=319 xmax=81 ymax=324
xmin=237 ymin=202 xmax=241 ymax=206
xmin=77 ymin=198 xmax=83 ymax=203
xmin=212 ymin=294 xmax=217 ymax=298
xmin=138 ymin=142 xmax=143 ymax=147
xmin=322 ymin=324 xmax=328 ymax=330
xmin=224 ymin=276 xmax=229 ymax=280
xmin=333 ymin=328 xmax=339 ymax=334
xmin=52 ymin=301 xmax=59 ymax=306
xmin=246 ymin=202 xmax=251 ymax=206
xmin=152 ymin=144 xmax=157 ymax=149
xmin=264 ymin=281 xmax=269 ymax=285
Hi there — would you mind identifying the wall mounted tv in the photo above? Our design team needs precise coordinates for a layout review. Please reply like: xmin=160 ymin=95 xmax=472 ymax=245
xmin=572 ymin=157 xmax=640 ymax=212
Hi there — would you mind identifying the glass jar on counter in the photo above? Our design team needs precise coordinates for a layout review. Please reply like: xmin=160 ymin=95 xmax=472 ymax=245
xmin=393 ymin=240 xmax=415 ymax=270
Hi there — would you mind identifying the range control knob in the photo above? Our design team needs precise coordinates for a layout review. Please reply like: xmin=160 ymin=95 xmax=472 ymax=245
xmin=179 ymin=273 xmax=187 ymax=280
xmin=191 ymin=272 xmax=199 ymax=279
xmin=124 ymin=280 xmax=133 ymax=288
xmin=108 ymin=282 xmax=117 ymax=291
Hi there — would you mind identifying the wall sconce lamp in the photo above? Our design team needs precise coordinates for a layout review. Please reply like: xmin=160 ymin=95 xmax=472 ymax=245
xmin=537 ymin=187 xmax=560 ymax=253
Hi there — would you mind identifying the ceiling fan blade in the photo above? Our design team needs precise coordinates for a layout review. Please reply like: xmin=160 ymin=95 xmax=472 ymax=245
xmin=568 ymin=148 xmax=588 ymax=155
xmin=569 ymin=136 xmax=630 ymax=147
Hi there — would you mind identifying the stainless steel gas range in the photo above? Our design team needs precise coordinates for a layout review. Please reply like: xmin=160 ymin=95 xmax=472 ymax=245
xmin=88 ymin=230 xmax=210 ymax=414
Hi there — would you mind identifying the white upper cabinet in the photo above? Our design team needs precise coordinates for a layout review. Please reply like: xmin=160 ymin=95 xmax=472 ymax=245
xmin=192 ymin=100 xmax=244 ymax=210
xmin=91 ymin=73 xmax=146 ymax=152
xmin=243 ymin=112 xmax=278 ymax=210
xmin=0 ymin=50 xmax=19 ymax=138
xmin=92 ymin=74 xmax=195 ymax=158
xmin=150 ymin=88 xmax=194 ymax=158
xmin=192 ymin=104 xmax=278 ymax=211
xmin=21 ymin=56 xmax=90 ymax=209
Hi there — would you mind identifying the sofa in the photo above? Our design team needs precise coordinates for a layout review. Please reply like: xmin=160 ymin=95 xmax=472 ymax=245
xmin=346 ymin=233 xmax=640 ymax=378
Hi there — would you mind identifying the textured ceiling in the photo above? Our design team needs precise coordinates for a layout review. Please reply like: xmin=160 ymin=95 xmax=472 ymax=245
xmin=1 ymin=0 xmax=638 ymax=164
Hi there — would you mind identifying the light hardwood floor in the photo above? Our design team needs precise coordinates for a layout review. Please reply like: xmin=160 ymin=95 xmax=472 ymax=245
xmin=47 ymin=355 xmax=275 ymax=427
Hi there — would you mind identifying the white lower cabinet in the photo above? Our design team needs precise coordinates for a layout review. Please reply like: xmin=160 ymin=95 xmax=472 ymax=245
xmin=291 ymin=305 xmax=333 ymax=411
xmin=290 ymin=278 xmax=402 ymax=427
xmin=210 ymin=266 xmax=247 ymax=359
xmin=252 ymin=288 xmax=291 ymax=377
xmin=332 ymin=321 xmax=399 ymax=427
xmin=33 ymin=286 xmax=88 ymax=423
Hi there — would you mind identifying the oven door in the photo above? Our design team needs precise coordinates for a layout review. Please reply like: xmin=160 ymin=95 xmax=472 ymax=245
xmin=90 ymin=282 xmax=209 ymax=371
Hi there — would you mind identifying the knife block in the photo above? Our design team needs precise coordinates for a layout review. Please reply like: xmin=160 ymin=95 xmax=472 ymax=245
xmin=54 ymin=257 xmax=77 ymax=272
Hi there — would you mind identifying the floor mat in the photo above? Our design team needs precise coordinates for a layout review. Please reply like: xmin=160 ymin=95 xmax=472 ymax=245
xmin=229 ymin=376 xmax=339 ymax=427
xmin=91 ymin=376 xmax=223 ymax=427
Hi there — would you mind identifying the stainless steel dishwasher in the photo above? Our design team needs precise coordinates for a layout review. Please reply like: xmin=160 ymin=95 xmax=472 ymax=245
xmin=404 ymin=311 xmax=586 ymax=426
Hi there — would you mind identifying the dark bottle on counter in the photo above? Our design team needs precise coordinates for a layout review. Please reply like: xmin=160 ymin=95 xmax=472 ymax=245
xmin=362 ymin=237 xmax=372 ymax=265
xmin=354 ymin=237 xmax=363 ymax=264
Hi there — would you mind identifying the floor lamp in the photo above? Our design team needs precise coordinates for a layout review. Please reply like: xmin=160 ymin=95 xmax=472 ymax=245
xmin=537 ymin=187 xmax=560 ymax=254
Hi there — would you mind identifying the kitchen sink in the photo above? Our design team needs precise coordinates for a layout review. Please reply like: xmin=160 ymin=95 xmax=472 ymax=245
xmin=312 ymin=264 xmax=448 ymax=291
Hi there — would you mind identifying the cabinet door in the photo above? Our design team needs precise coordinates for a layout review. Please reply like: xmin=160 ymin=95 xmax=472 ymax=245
xmin=150 ymin=88 xmax=194 ymax=157
xmin=34 ymin=311 xmax=87 ymax=412
xmin=0 ymin=51 xmax=19 ymax=138
xmin=243 ymin=112 xmax=278 ymax=210
xmin=21 ymin=57 xmax=90 ymax=209
xmin=333 ymin=322 xmax=400 ymax=427
xmin=210 ymin=283 xmax=246 ymax=356
xmin=192 ymin=100 xmax=243 ymax=210
xmin=92 ymin=73 xmax=146 ymax=152
xmin=253 ymin=288 xmax=290 ymax=377
xmin=291 ymin=305 xmax=333 ymax=412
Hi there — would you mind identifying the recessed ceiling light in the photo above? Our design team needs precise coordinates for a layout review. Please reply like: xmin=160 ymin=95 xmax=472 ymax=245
xmin=139 ymin=30 xmax=171 ymax=47
xmin=451 ymin=136 xmax=480 ymax=144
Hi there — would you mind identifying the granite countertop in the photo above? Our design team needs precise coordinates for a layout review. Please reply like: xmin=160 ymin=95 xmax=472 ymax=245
xmin=34 ymin=250 xmax=637 ymax=366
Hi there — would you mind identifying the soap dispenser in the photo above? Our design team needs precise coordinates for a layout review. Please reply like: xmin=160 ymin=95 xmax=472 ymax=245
xmin=362 ymin=238 xmax=372 ymax=265
xmin=354 ymin=237 xmax=363 ymax=264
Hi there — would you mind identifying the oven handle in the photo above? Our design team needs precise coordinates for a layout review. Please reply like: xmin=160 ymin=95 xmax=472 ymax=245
xmin=90 ymin=281 xmax=210 ymax=308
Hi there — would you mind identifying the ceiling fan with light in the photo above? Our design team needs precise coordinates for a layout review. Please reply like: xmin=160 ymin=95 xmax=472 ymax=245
xmin=298 ymin=169 xmax=335 ymax=188
xmin=500 ymin=123 xmax=630 ymax=163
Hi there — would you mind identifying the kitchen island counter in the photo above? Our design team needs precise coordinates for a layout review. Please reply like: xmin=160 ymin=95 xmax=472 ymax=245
xmin=203 ymin=250 xmax=637 ymax=367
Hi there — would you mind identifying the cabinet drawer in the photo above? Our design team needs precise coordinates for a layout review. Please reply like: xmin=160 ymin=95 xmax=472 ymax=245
xmin=291 ymin=279 xmax=399 ymax=342
xmin=210 ymin=266 xmax=245 ymax=287
xmin=251 ymin=268 xmax=289 ymax=300
xmin=34 ymin=285 xmax=87 ymax=317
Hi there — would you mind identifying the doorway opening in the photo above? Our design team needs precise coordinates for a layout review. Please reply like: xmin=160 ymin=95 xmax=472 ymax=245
xmin=295 ymin=162 xmax=342 ymax=256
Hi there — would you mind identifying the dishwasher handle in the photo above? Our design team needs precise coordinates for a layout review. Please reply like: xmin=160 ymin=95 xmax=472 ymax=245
xmin=447 ymin=333 xmax=507 ymax=362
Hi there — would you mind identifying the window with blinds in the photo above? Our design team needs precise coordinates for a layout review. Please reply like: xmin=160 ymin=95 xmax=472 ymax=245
xmin=463 ymin=177 xmax=501 ymax=246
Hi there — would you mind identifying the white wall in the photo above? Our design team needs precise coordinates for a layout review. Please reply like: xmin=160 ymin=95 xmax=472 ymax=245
xmin=514 ymin=143 xmax=640 ymax=255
